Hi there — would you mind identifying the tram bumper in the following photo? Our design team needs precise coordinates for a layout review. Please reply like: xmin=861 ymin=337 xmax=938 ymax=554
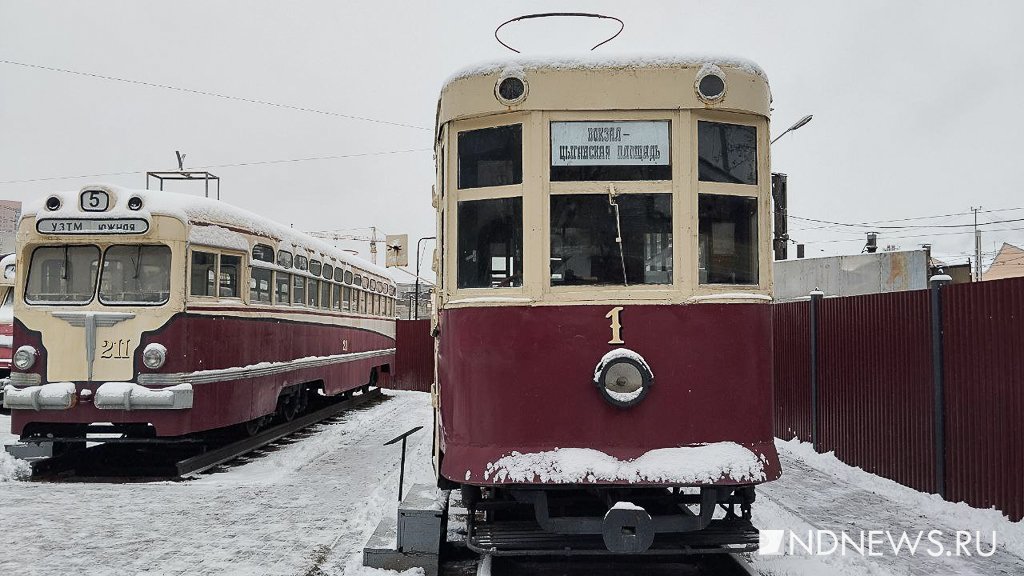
xmin=3 ymin=382 xmax=192 ymax=410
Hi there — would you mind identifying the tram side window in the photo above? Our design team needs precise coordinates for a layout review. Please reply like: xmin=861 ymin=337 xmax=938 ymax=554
xmin=342 ymin=286 xmax=351 ymax=311
xmin=321 ymin=281 xmax=332 ymax=309
xmin=275 ymin=272 xmax=291 ymax=305
xmin=307 ymin=278 xmax=319 ymax=307
xmin=277 ymin=250 xmax=293 ymax=268
xmin=253 ymin=244 xmax=275 ymax=263
xmin=458 ymin=124 xmax=522 ymax=189
xmin=190 ymin=251 xmax=218 ymax=297
xmin=698 ymin=195 xmax=758 ymax=285
xmin=26 ymin=245 xmax=100 ymax=304
xmin=100 ymin=245 xmax=171 ymax=304
xmin=698 ymin=121 xmax=758 ymax=185
xmin=332 ymin=283 xmax=341 ymax=310
xmin=293 ymin=274 xmax=305 ymax=305
xmin=457 ymin=197 xmax=523 ymax=289
xmin=550 ymin=194 xmax=673 ymax=286
xmin=250 ymin=267 xmax=272 ymax=304
xmin=219 ymin=255 xmax=241 ymax=298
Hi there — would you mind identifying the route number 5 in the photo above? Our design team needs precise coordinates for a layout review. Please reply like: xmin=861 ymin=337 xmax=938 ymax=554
xmin=605 ymin=306 xmax=624 ymax=345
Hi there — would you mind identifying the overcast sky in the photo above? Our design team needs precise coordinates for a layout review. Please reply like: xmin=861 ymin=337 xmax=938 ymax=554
xmin=2 ymin=1 xmax=1022 ymax=277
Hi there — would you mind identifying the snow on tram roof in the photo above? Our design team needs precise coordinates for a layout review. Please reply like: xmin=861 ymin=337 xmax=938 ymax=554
xmin=24 ymin=184 xmax=399 ymax=282
xmin=444 ymin=52 xmax=767 ymax=87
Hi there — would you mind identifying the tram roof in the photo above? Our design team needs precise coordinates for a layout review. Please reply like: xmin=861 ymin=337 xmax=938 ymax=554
xmin=438 ymin=52 xmax=771 ymax=128
xmin=444 ymin=52 xmax=767 ymax=86
xmin=23 ymin=184 xmax=399 ymax=281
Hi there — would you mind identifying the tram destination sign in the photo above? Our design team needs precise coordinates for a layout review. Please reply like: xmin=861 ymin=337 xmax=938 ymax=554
xmin=36 ymin=218 xmax=150 ymax=235
xmin=551 ymin=121 xmax=670 ymax=166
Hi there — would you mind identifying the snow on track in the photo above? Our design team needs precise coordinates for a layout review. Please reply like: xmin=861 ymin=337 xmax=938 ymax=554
xmin=752 ymin=439 xmax=1024 ymax=576
xmin=0 ymin=391 xmax=434 ymax=576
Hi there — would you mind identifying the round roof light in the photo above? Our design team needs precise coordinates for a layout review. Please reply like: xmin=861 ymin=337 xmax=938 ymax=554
xmin=127 ymin=196 xmax=144 ymax=211
xmin=695 ymin=67 xmax=727 ymax=102
xmin=45 ymin=196 xmax=62 ymax=211
xmin=495 ymin=75 xmax=528 ymax=106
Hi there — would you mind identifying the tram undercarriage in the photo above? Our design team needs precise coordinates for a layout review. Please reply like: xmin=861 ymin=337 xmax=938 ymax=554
xmin=462 ymin=484 xmax=759 ymax=556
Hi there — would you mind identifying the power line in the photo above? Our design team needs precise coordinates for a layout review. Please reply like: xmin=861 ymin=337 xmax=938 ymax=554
xmin=0 ymin=148 xmax=432 ymax=185
xmin=0 ymin=59 xmax=432 ymax=131
xmin=790 ymin=214 xmax=1024 ymax=230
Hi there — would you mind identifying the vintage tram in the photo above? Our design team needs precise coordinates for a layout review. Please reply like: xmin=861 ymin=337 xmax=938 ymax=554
xmin=432 ymin=55 xmax=780 ymax=554
xmin=3 ymin=184 xmax=399 ymax=442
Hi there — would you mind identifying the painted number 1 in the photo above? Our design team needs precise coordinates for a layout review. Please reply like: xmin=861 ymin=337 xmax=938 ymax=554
xmin=605 ymin=306 xmax=624 ymax=345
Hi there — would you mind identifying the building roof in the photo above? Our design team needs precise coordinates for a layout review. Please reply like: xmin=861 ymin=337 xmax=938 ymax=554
xmin=983 ymin=242 xmax=1024 ymax=281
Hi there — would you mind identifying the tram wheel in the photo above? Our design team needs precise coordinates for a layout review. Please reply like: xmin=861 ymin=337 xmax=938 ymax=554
xmin=281 ymin=395 xmax=298 ymax=422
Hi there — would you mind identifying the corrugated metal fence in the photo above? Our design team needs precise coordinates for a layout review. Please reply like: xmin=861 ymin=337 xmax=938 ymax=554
xmin=774 ymin=276 xmax=1024 ymax=521
xmin=391 ymin=319 xmax=433 ymax=392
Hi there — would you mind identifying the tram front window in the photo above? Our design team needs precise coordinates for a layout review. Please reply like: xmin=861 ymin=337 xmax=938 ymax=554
xmin=550 ymin=194 xmax=672 ymax=286
xmin=698 ymin=121 xmax=758 ymax=185
xmin=698 ymin=195 xmax=758 ymax=285
xmin=457 ymin=197 xmax=523 ymax=289
xmin=99 ymin=245 xmax=171 ymax=304
xmin=25 ymin=245 xmax=100 ymax=304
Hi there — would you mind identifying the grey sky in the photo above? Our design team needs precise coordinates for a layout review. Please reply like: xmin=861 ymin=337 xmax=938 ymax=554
xmin=2 ymin=1 xmax=1022 ymax=276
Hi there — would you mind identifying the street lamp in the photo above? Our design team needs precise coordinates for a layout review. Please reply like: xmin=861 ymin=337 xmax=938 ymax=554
xmin=770 ymin=114 xmax=813 ymax=144
xmin=770 ymin=114 xmax=813 ymax=261
xmin=413 ymin=236 xmax=436 ymax=320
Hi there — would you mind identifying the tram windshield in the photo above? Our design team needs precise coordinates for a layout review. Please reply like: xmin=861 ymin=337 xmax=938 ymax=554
xmin=550 ymin=194 xmax=672 ymax=286
xmin=26 ymin=244 xmax=171 ymax=305
xmin=25 ymin=245 xmax=100 ymax=304
xmin=99 ymin=245 xmax=171 ymax=304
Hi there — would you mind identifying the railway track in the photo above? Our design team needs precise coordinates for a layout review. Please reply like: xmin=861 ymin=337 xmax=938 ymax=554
xmin=454 ymin=552 xmax=760 ymax=576
xmin=25 ymin=386 xmax=385 ymax=480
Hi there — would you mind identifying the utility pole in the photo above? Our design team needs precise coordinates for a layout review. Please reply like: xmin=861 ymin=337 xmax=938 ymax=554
xmin=972 ymin=206 xmax=982 ymax=281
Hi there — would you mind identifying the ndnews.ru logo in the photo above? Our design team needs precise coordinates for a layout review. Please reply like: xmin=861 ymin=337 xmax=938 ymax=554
xmin=759 ymin=529 xmax=997 ymax=557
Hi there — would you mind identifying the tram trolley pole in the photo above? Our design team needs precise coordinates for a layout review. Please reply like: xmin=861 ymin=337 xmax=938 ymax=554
xmin=384 ymin=426 xmax=424 ymax=501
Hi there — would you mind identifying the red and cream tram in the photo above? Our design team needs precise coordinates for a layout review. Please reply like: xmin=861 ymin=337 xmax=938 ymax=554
xmin=432 ymin=55 xmax=780 ymax=554
xmin=3 ymin=185 xmax=399 ymax=441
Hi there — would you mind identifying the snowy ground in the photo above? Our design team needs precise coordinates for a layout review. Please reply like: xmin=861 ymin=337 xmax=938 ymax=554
xmin=0 ymin=391 xmax=434 ymax=576
xmin=752 ymin=439 xmax=1024 ymax=576
xmin=3 ymin=403 xmax=1023 ymax=576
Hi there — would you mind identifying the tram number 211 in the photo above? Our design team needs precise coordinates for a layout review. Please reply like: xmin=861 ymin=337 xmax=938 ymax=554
xmin=100 ymin=339 xmax=132 ymax=359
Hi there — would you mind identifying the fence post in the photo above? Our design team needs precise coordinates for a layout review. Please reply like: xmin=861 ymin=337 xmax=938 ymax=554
xmin=930 ymin=271 xmax=951 ymax=497
xmin=809 ymin=288 xmax=824 ymax=452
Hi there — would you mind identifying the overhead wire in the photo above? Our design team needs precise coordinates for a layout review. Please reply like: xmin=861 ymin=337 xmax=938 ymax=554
xmin=0 ymin=148 xmax=432 ymax=185
xmin=0 ymin=59 xmax=432 ymax=131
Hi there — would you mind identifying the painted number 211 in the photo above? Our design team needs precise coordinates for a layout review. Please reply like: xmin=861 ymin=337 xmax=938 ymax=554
xmin=605 ymin=306 xmax=624 ymax=345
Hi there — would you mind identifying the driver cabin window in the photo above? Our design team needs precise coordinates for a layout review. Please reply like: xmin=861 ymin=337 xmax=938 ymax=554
xmin=458 ymin=124 xmax=522 ymax=189
xmin=550 ymin=194 xmax=672 ymax=286
xmin=698 ymin=121 xmax=757 ymax=185
xmin=457 ymin=197 xmax=523 ymax=289
xmin=698 ymin=195 xmax=758 ymax=284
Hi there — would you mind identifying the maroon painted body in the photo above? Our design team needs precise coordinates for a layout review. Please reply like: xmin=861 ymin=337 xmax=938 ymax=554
xmin=437 ymin=302 xmax=780 ymax=486
xmin=11 ymin=310 xmax=394 ymax=437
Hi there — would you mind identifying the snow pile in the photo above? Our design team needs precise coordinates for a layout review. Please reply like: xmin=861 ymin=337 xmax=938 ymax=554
xmin=189 ymin=224 xmax=250 ymax=251
xmin=94 ymin=382 xmax=192 ymax=409
xmin=592 ymin=347 xmax=653 ymax=382
xmin=0 ymin=449 xmax=30 ymax=481
xmin=776 ymin=438 xmax=1024 ymax=559
xmin=483 ymin=442 xmax=766 ymax=484
xmin=606 ymin=388 xmax=642 ymax=402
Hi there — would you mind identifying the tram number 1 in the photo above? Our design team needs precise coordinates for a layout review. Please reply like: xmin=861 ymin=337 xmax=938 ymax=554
xmin=100 ymin=339 xmax=132 ymax=359
xmin=605 ymin=306 xmax=625 ymax=345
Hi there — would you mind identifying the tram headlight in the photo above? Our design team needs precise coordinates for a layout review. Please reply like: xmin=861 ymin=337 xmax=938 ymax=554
xmin=45 ymin=196 xmax=62 ymax=211
xmin=13 ymin=345 xmax=38 ymax=370
xmin=593 ymin=350 xmax=654 ymax=409
xmin=127 ymin=196 xmax=144 ymax=211
xmin=142 ymin=343 xmax=167 ymax=370
xmin=495 ymin=74 xmax=528 ymax=106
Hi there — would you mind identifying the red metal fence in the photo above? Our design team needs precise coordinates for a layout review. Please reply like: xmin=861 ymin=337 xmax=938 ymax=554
xmin=391 ymin=319 xmax=433 ymax=392
xmin=773 ymin=277 xmax=1024 ymax=521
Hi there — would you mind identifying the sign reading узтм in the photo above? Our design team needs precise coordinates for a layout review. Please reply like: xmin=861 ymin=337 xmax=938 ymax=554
xmin=36 ymin=218 xmax=150 ymax=234
xmin=551 ymin=121 xmax=670 ymax=166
